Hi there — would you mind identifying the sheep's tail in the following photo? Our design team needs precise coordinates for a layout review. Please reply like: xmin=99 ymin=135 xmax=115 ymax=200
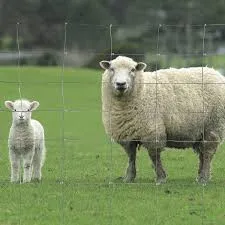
xmin=137 ymin=142 xmax=142 ymax=151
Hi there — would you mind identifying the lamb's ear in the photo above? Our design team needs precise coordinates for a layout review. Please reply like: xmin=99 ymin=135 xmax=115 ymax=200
xmin=136 ymin=62 xmax=147 ymax=71
xmin=5 ymin=101 xmax=14 ymax=110
xmin=99 ymin=61 xmax=110 ymax=70
xmin=30 ymin=101 xmax=39 ymax=111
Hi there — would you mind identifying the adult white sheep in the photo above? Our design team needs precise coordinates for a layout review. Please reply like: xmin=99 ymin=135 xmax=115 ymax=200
xmin=100 ymin=55 xmax=225 ymax=184
xmin=5 ymin=99 xmax=46 ymax=183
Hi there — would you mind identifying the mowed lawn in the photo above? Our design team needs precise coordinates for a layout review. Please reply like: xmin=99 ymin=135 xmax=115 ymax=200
xmin=0 ymin=66 xmax=225 ymax=225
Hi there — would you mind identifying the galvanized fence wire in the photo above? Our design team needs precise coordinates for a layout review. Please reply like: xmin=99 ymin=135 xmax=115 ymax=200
xmin=16 ymin=21 xmax=22 ymax=225
xmin=3 ymin=22 xmax=225 ymax=225
xmin=154 ymin=23 xmax=161 ymax=225
xmin=58 ymin=22 xmax=67 ymax=225
xmin=109 ymin=23 xmax=114 ymax=225
xmin=200 ymin=23 xmax=207 ymax=225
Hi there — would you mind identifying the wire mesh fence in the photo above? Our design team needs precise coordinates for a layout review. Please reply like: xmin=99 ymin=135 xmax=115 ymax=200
xmin=0 ymin=22 xmax=225 ymax=225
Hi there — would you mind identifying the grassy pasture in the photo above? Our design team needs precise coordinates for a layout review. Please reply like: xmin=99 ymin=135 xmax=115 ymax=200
xmin=0 ymin=66 xmax=225 ymax=225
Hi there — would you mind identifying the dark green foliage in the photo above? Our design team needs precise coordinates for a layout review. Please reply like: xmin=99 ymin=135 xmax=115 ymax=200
xmin=86 ymin=42 xmax=144 ymax=69
xmin=36 ymin=52 xmax=58 ymax=66
xmin=0 ymin=0 xmax=224 ymax=53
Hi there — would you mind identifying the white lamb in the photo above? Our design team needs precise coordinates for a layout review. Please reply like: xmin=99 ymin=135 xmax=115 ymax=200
xmin=5 ymin=99 xmax=46 ymax=183
xmin=100 ymin=56 xmax=225 ymax=184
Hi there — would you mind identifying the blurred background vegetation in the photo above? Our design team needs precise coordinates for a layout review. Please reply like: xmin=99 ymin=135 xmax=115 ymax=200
xmin=0 ymin=0 xmax=225 ymax=70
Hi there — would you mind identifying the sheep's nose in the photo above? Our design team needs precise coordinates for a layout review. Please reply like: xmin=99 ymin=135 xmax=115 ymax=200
xmin=19 ymin=115 xmax=24 ymax=119
xmin=116 ymin=82 xmax=126 ymax=89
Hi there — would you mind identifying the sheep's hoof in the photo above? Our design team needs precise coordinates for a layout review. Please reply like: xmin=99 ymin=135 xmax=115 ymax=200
xmin=123 ymin=176 xmax=135 ymax=183
xmin=114 ymin=176 xmax=124 ymax=183
xmin=115 ymin=176 xmax=135 ymax=183
xmin=196 ymin=176 xmax=208 ymax=186
xmin=155 ymin=177 xmax=167 ymax=185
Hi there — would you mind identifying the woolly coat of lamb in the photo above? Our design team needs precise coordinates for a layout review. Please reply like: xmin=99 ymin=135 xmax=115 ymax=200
xmin=100 ymin=56 xmax=225 ymax=184
xmin=5 ymin=99 xmax=46 ymax=183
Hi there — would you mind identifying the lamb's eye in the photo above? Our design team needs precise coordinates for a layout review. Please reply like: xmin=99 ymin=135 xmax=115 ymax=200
xmin=131 ymin=68 xmax=135 ymax=73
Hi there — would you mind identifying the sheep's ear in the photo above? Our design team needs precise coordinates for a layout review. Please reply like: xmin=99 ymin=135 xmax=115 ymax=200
xmin=99 ymin=61 xmax=110 ymax=70
xmin=136 ymin=62 xmax=147 ymax=71
xmin=30 ymin=101 xmax=39 ymax=111
xmin=5 ymin=101 xmax=14 ymax=110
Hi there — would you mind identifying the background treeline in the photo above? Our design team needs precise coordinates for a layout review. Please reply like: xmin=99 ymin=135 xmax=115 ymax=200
xmin=0 ymin=0 xmax=225 ymax=68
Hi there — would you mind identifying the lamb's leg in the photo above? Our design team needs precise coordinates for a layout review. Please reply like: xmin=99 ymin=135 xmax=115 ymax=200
xmin=197 ymin=132 xmax=218 ymax=185
xmin=148 ymin=150 xmax=167 ymax=185
xmin=32 ymin=148 xmax=42 ymax=181
xmin=120 ymin=141 xmax=137 ymax=183
xmin=10 ymin=150 xmax=20 ymax=183
xmin=23 ymin=151 xmax=35 ymax=183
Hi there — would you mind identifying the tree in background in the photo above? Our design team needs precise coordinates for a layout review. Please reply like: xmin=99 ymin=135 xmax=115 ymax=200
xmin=0 ymin=0 xmax=225 ymax=67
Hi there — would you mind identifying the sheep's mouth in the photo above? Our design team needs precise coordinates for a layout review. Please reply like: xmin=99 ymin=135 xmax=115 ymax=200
xmin=116 ymin=86 xmax=127 ymax=92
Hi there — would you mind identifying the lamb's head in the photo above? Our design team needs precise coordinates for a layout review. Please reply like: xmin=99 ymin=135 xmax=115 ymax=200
xmin=5 ymin=99 xmax=39 ymax=125
xmin=100 ymin=56 xmax=146 ymax=97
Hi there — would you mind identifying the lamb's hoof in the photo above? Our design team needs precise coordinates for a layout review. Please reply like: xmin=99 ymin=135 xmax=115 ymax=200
xmin=10 ymin=180 xmax=20 ymax=184
xmin=23 ymin=181 xmax=31 ymax=184
xmin=23 ymin=179 xmax=31 ymax=183
xmin=32 ymin=178 xmax=41 ymax=183
xmin=155 ymin=177 xmax=167 ymax=185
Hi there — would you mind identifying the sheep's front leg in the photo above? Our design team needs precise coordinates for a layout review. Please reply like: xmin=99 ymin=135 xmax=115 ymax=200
xmin=9 ymin=150 xmax=21 ymax=183
xmin=23 ymin=150 xmax=35 ymax=183
xmin=120 ymin=141 xmax=137 ymax=183
xmin=148 ymin=149 xmax=167 ymax=185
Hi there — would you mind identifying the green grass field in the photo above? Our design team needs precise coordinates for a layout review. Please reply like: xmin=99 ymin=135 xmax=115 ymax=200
xmin=0 ymin=66 xmax=225 ymax=225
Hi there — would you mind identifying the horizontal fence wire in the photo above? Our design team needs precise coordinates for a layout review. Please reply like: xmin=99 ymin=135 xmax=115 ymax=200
xmin=1 ymin=81 xmax=225 ymax=84
xmin=0 ymin=109 xmax=222 ymax=113
xmin=0 ymin=137 xmax=223 ymax=144
xmin=3 ymin=22 xmax=225 ymax=26
xmin=0 ymin=51 xmax=225 ymax=57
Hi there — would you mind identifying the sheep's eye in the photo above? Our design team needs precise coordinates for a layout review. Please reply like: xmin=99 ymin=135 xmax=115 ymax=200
xmin=14 ymin=109 xmax=16 ymax=112
xmin=27 ymin=109 xmax=30 ymax=112
xmin=109 ymin=67 xmax=114 ymax=73
xmin=131 ymin=68 xmax=135 ymax=73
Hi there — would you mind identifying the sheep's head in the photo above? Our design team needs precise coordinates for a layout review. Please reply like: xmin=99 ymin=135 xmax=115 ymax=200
xmin=5 ymin=99 xmax=39 ymax=125
xmin=100 ymin=56 xmax=146 ymax=97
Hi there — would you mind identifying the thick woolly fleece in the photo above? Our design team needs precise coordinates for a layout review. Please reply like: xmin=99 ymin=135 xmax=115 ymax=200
xmin=6 ymin=99 xmax=46 ymax=183
xmin=102 ymin=57 xmax=225 ymax=150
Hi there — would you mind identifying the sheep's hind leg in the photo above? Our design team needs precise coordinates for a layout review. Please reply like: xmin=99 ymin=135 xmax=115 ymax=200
xmin=197 ymin=132 xmax=218 ymax=185
xmin=148 ymin=150 xmax=167 ymax=185
xmin=119 ymin=141 xmax=137 ymax=183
